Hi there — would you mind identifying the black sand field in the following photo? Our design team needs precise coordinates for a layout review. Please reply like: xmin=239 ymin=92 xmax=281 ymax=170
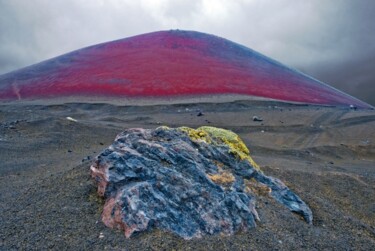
xmin=1 ymin=99 xmax=374 ymax=250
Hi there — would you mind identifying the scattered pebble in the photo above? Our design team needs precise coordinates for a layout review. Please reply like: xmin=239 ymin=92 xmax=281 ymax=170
xmin=66 ymin=117 xmax=78 ymax=122
xmin=99 ymin=232 xmax=104 ymax=239
xmin=0 ymin=119 xmax=27 ymax=129
xmin=360 ymin=139 xmax=370 ymax=145
xmin=349 ymin=104 xmax=357 ymax=110
xmin=82 ymin=156 xmax=91 ymax=162
xmin=252 ymin=116 xmax=263 ymax=122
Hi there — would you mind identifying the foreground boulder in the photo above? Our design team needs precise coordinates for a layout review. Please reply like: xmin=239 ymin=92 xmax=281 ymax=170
xmin=91 ymin=126 xmax=312 ymax=239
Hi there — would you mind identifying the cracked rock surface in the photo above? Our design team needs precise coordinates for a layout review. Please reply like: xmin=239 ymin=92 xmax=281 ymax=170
xmin=91 ymin=126 xmax=312 ymax=239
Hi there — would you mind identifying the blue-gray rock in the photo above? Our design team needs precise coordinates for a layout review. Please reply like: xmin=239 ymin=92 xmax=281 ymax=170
xmin=90 ymin=126 xmax=312 ymax=239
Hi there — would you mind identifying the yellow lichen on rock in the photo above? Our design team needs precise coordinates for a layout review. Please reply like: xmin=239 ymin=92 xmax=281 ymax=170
xmin=178 ymin=126 xmax=211 ymax=143
xmin=198 ymin=126 xmax=260 ymax=170
xmin=178 ymin=126 xmax=260 ymax=170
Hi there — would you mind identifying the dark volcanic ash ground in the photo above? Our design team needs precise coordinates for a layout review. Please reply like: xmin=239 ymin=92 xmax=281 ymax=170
xmin=0 ymin=100 xmax=374 ymax=250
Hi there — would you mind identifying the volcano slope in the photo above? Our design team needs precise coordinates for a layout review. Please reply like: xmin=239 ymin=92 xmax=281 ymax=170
xmin=0 ymin=30 xmax=374 ymax=250
xmin=0 ymin=30 xmax=372 ymax=108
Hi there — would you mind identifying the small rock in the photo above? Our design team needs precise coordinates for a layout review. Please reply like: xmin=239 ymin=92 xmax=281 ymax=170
xmin=82 ymin=156 xmax=91 ymax=162
xmin=252 ymin=116 xmax=263 ymax=122
xmin=99 ymin=232 xmax=104 ymax=239
xmin=360 ymin=139 xmax=370 ymax=145
xmin=67 ymin=150 xmax=72 ymax=153
xmin=66 ymin=117 xmax=78 ymax=122
xmin=349 ymin=104 xmax=357 ymax=110
xmin=197 ymin=112 xmax=204 ymax=117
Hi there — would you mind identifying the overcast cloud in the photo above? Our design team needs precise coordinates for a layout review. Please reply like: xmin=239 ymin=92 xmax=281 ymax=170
xmin=0 ymin=0 xmax=374 ymax=105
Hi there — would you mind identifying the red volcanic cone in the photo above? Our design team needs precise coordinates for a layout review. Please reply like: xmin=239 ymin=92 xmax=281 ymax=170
xmin=0 ymin=30 xmax=371 ymax=108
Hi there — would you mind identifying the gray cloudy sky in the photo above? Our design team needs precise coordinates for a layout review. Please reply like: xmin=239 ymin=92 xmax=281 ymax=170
xmin=0 ymin=0 xmax=374 ymax=105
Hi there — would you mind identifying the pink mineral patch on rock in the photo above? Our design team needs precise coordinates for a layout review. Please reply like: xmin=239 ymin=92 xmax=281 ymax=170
xmin=90 ymin=164 xmax=109 ymax=197
xmin=102 ymin=198 xmax=121 ymax=228
xmin=0 ymin=30 xmax=371 ymax=108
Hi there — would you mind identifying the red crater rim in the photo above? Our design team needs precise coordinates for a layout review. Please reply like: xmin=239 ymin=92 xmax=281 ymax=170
xmin=0 ymin=30 xmax=372 ymax=108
